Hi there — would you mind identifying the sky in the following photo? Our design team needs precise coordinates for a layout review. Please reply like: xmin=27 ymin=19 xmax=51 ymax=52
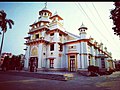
xmin=0 ymin=2 xmax=120 ymax=60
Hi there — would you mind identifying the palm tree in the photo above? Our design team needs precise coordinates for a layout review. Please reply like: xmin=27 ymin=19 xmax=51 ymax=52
xmin=0 ymin=10 xmax=14 ymax=58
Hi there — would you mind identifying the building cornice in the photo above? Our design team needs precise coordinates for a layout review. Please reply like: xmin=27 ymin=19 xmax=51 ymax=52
xmin=66 ymin=52 xmax=79 ymax=55
xmin=64 ymin=39 xmax=89 ymax=45
xmin=24 ymin=36 xmax=30 ymax=40
xmin=50 ymin=15 xmax=63 ymax=20
xmin=24 ymin=39 xmax=49 ymax=45
xmin=88 ymin=41 xmax=112 ymax=58
xmin=46 ymin=28 xmax=68 ymax=36
xmin=28 ymin=27 xmax=49 ymax=34
xmin=30 ymin=21 xmax=50 ymax=27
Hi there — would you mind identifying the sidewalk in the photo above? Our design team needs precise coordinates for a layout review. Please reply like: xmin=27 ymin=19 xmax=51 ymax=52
xmin=0 ymin=69 xmax=75 ymax=81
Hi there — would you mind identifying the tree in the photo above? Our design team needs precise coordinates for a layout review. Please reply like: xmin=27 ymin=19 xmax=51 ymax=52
xmin=110 ymin=2 xmax=120 ymax=38
xmin=1 ymin=56 xmax=10 ymax=71
xmin=0 ymin=10 xmax=14 ymax=58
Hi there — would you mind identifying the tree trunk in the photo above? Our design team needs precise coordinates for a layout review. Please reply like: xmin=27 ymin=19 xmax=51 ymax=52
xmin=0 ymin=31 xmax=5 ymax=58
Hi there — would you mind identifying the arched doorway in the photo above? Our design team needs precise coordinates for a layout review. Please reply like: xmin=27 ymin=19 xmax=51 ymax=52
xmin=29 ymin=57 xmax=38 ymax=72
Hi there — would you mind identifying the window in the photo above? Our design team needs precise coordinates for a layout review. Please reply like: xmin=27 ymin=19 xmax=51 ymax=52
xmin=35 ymin=34 xmax=39 ymax=39
xmin=50 ymin=33 xmax=54 ymax=36
xmin=59 ymin=44 xmax=63 ymax=51
xmin=70 ymin=56 xmax=75 ymax=58
xmin=50 ymin=59 xmax=54 ymax=68
xmin=101 ymin=58 xmax=105 ymax=68
xmin=59 ymin=33 xmax=62 ymax=36
xmin=43 ymin=53 xmax=45 ymax=55
xmin=51 ymin=52 xmax=53 ymax=55
xmin=41 ymin=22 xmax=44 ymax=26
xmin=69 ymin=46 xmax=76 ymax=49
xmin=50 ymin=44 xmax=54 ymax=51
xmin=45 ymin=12 xmax=47 ymax=16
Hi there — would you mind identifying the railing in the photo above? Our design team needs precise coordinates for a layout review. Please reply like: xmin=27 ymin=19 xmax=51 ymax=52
xmin=29 ymin=25 xmax=48 ymax=33
xmin=26 ymin=37 xmax=45 ymax=43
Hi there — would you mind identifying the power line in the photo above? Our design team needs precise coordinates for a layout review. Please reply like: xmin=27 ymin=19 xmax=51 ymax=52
xmin=75 ymin=3 xmax=98 ymax=38
xmin=92 ymin=3 xmax=114 ymax=39
xmin=84 ymin=3 xmax=97 ymax=20
xmin=74 ymin=2 xmax=120 ymax=59
xmin=91 ymin=2 xmax=120 ymax=50
xmin=76 ymin=3 xmax=110 ymax=43
xmin=85 ymin=2 xmax=120 ymax=50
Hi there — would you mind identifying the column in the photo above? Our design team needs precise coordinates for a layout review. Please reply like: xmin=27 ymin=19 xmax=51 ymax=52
xmin=77 ymin=54 xmax=81 ymax=69
xmin=54 ymin=43 xmax=60 ymax=68
xmin=38 ymin=44 xmax=43 ymax=68
xmin=24 ymin=46 xmax=30 ymax=69
xmin=80 ymin=42 xmax=85 ymax=69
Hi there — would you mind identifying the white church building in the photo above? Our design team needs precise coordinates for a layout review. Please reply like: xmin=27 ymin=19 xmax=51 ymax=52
xmin=24 ymin=4 xmax=114 ymax=72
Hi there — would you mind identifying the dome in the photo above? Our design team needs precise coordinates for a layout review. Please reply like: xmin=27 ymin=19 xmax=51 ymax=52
xmin=78 ymin=23 xmax=88 ymax=30
xmin=39 ymin=3 xmax=52 ymax=16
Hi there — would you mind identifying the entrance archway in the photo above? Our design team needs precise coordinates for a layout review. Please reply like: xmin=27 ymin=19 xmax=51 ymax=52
xmin=29 ymin=57 xmax=38 ymax=72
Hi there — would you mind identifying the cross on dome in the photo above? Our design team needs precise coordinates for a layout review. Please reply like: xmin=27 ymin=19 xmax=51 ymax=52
xmin=45 ymin=2 xmax=47 ymax=8
xmin=42 ymin=2 xmax=48 ymax=10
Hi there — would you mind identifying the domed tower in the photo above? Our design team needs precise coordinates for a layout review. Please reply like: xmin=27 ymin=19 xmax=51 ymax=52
xmin=78 ymin=23 xmax=88 ymax=39
xmin=38 ymin=3 xmax=52 ymax=27
xmin=49 ymin=11 xmax=64 ymax=31
xmin=24 ymin=3 xmax=53 ymax=70
xmin=29 ymin=3 xmax=52 ymax=36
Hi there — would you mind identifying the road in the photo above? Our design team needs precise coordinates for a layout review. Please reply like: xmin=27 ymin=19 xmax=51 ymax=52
xmin=0 ymin=71 xmax=120 ymax=90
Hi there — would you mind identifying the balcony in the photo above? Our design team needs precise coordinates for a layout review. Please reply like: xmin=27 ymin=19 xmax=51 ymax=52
xmin=29 ymin=25 xmax=49 ymax=34
xmin=25 ymin=37 xmax=49 ymax=45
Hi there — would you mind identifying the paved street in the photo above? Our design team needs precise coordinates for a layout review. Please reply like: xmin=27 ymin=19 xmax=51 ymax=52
xmin=0 ymin=71 xmax=120 ymax=90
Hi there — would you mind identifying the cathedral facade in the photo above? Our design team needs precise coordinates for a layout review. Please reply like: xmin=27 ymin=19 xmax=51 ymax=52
xmin=24 ymin=5 xmax=114 ymax=72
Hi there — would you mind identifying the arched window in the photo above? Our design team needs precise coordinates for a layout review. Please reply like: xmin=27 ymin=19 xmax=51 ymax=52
xmin=31 ymin=47 xmax=38 ymax=56
xmin=45 ymin=12 xmax=47 ymax=16
xmin=50 ymin=44 xmax=54 ymax=51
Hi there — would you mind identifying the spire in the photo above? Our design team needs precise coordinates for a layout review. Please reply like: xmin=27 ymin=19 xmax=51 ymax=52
xmin=81 ymin=22 xmax=85 ymax=28
xmin=42 ymin=2 xmax=48 ymax=10
xmin=78 ymin=23 xmax=87 ymax=31
xmin=78 ymin=23 xmax=88 ymax=39
xmin=79 ymin=22 xmax=87 ymax=30
xmin=45 ymin=2 xmax=47 ymax=8
xmin=39 ymin=2 xmax=52 ymax=17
